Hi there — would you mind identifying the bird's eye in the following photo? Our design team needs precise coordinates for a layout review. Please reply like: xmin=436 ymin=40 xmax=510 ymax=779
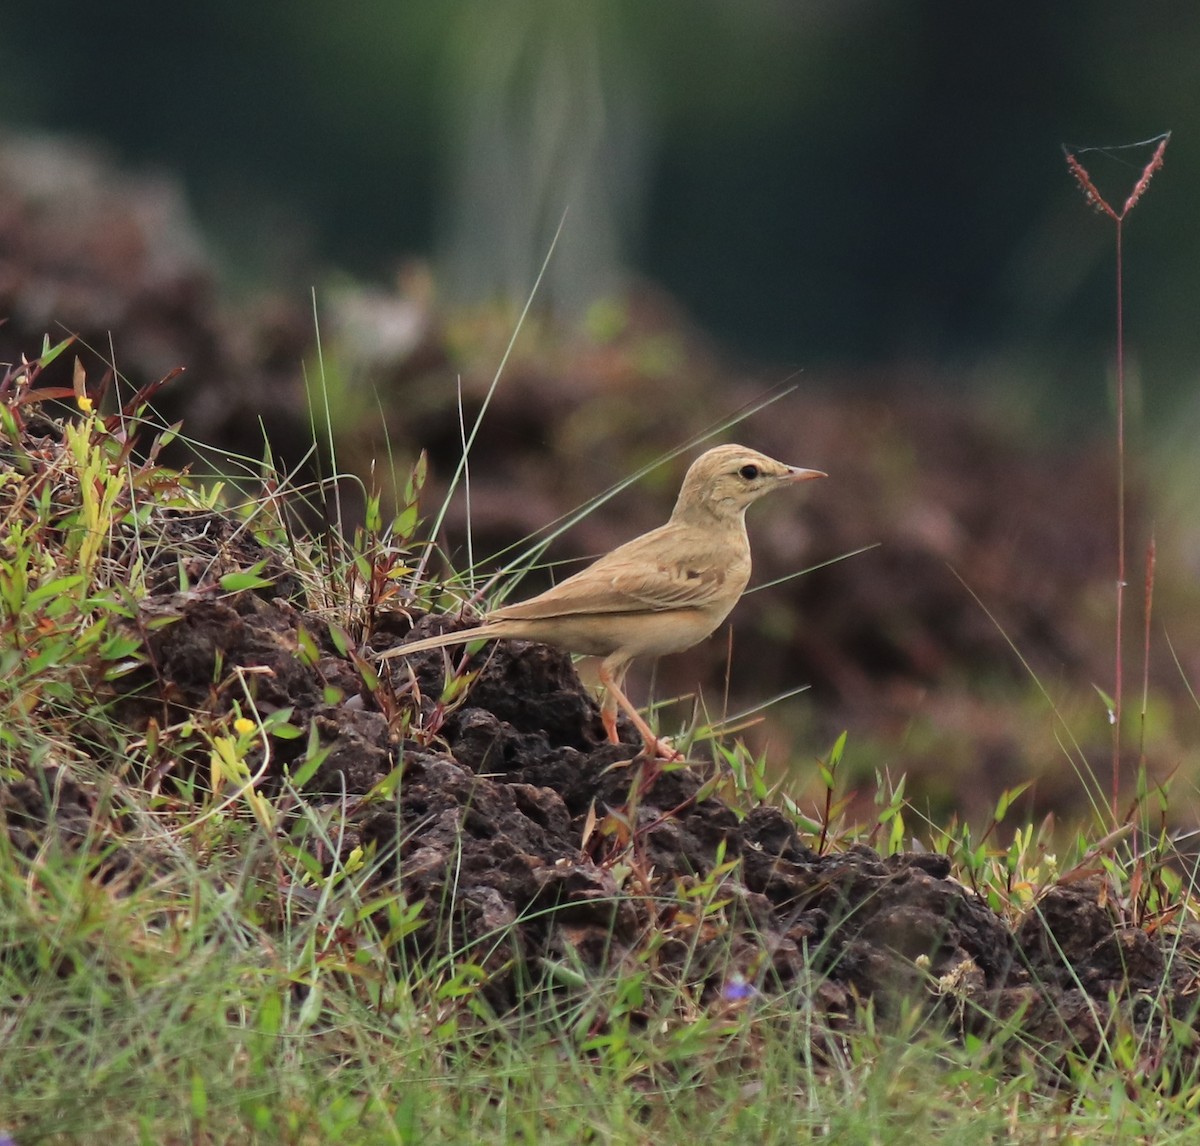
xmin=738 ymin=464 xmax=760 ymax=480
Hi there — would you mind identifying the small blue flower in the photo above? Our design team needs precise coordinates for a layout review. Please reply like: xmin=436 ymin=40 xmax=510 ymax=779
xmin=723 ymin=974 xmax=756 ymax=1001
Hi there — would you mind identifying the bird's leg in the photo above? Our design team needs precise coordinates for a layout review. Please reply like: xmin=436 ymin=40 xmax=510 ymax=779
xmin=599 ymin=689 xmax=621 ymax=745
xmin=597 ymin=661 xmax=682 ymax=761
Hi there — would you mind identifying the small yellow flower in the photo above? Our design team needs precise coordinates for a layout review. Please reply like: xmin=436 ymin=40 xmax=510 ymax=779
xmin=233 ymin=717 xmax=256 ymax=736
xmin=76 ymin=395 xmax=94 ymax=414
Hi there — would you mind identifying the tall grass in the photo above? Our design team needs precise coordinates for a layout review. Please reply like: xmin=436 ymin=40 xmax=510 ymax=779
xmin=1063 ymin=132 xmax=1170 ymax=818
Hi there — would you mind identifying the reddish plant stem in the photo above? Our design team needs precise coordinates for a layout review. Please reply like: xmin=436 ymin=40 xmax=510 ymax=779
xmin=1063 ymin=134 xmax=1169 ymax=823
xmin=1112 ymin=217 xmax=1125 ymax=822
xmin=1139 ymin=536 xmax=1156 ymax=772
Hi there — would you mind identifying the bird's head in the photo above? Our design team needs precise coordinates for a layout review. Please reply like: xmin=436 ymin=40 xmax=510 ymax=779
xmin=671 ymin=444 xmax=826 ymax=523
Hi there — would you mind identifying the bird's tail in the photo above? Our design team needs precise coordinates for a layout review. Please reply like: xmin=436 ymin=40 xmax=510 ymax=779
xmin=377 ymin=623 xmax=500 ymax=660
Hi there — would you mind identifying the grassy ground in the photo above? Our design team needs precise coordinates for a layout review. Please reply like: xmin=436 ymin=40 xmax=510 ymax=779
xmin=3 ymin=788 xmax=1192 ymax=1146
xmin=2 ymin=339 xmax=1200 ymax=1145
xmin=3 ymin=787 xmax=1194 ymax=1145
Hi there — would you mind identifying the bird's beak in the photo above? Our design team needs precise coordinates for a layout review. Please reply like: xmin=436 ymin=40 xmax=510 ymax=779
xmin=786 ymin=467 xmax=827 ymax=482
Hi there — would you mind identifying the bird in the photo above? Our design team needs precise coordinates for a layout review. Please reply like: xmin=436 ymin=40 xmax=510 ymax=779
xmin=379 ymin=444 xmax=826 ymax=759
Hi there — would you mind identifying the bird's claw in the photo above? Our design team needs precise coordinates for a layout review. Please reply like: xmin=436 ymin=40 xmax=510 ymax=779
xmin=640 ymin=736 xmax=683 ymax=762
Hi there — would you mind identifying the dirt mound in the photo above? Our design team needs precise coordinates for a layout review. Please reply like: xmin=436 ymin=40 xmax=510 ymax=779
xmin=1 ymin=457 xmax=1192 ymax=1070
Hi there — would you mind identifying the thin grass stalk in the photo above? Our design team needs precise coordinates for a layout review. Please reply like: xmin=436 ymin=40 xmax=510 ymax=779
xmin=1063 ymin=131 xmax=1169 ymax=822
xmin=1113 ymin=216 xmax=1125 ymax=820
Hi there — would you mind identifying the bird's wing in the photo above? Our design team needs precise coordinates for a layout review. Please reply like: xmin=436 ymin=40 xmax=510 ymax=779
xmin=492 ymin=524 xmax=747 ymax=621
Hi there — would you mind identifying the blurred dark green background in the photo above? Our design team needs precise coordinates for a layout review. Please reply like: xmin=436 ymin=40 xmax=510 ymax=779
xmin=2 ymin=1 xmax=1196 ymax=419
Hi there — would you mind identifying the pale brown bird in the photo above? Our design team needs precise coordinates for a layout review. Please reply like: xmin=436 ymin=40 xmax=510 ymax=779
xmin=379 ymin=444 xmax=825 ymax=758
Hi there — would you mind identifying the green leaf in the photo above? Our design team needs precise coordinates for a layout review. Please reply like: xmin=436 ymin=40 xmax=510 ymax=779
xmin=1092 ymin=683 xmax=1117 ymax=723
xmin=281 ymin=842 xmax=324 ymax=883
xmin=366 ymin=764 xmax=405 ymax=802
xmin=404 ymin=450 xmax=428 ymax=504
xmin=827 ymin=730 xmax=847 ymax=767
xmin=256 ymin=987 xmax=282 ymax=1036
xmin=328 ymin=624 xmax=351 ymax=657
xmin=102 ymin=660 xmax=143 ymax=681
xmin=994 ymin=782 xmax=1031 ymax=823
xmin=26 ymin=574 xmax=85 ymax=610
xmin=38 ymin=334 xmax=77 ymax=369
xmin=393 ymin=502 xmax=419 ymax=541
xmin=99 ymin=633 xmax=144 ymax=660
xmin=190 ymin=1071 xmax=208 ymax=1120
xmin=269 ymin=722 xmax=305 ymax=741
xmin=365 ymin=491 xmax=382 ymax=534
xmin=157 ymin=421 xmax=182 ymax=450
xmin=295 ymin=625 xmax=320 ymax=667
xmin=219 ymin=570 xmax=275 ymax=591
xmin=287 ymin=724 xmax=330 ymax=788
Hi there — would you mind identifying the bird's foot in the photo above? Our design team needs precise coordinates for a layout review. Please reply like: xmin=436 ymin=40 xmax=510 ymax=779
xmin=638 ymin=735 xmax=684 ymax=762
xmin=601 ymin=702 xmax=682 ymax=762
